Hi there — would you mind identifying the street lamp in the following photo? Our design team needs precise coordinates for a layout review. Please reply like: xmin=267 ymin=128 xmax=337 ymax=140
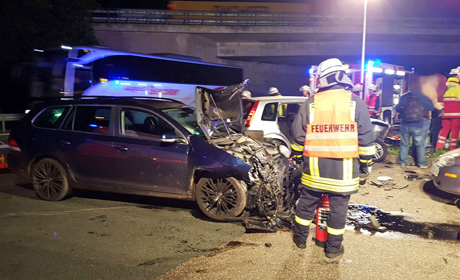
xmin=360 ymin=0 xmax=369 ymax=85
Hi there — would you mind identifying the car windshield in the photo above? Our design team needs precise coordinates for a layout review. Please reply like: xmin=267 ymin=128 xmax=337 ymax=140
xmin=162 ymin=107 xmax=234 ymax=138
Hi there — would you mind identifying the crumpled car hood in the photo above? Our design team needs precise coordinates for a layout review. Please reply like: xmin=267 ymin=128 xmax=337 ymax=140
xmin=195 ymin=84 xmax=244 ymax=141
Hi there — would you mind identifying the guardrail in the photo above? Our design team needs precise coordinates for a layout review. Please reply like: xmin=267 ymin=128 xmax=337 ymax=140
xmin=91 ymin=9 xmax=460 ymax=28
xmin=0 ymin=114 xmax=24 ymax=133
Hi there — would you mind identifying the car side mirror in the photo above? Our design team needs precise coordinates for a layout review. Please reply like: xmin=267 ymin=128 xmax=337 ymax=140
xmin=161 ymin=133 xmax=185 ymax=143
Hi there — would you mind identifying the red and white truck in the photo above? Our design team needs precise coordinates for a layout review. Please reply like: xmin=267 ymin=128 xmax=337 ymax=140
xmin=309 ymin=60 xmax=413 ymax=124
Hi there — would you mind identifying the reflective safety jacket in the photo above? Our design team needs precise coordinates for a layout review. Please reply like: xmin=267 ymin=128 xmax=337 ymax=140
xmin=291 ymin=86 xmax=375 ymax=195
xmin=365 ymin=94 xmax=380 ymax=115
xmin=443 ymin=77 xmax=460 ymax=118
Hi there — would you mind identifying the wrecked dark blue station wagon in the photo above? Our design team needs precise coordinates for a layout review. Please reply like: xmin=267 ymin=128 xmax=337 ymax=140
xmin=8 ymin=85 xmax=291 ymax=221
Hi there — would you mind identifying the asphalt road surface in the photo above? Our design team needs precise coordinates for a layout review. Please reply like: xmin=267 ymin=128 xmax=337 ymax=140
xmin=0 ymin=171 xmax=244 ymax=280
xmin=1 ymin=155 xmax=460 ymax=280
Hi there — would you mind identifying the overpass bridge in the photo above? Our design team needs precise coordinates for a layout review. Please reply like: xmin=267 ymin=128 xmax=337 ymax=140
xmin=92 ymin=9 xmax=460 ymax=95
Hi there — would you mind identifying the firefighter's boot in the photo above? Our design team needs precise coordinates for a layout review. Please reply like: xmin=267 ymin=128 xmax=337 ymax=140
xmin=325 ymin=245 xmax=345 ymax=259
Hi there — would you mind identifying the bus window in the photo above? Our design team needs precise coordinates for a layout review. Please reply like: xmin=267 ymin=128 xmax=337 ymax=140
xmin=74 ymin=67 xmax=92 ymax=94
xmin=92 ymin=56 xmax=242 ymax=86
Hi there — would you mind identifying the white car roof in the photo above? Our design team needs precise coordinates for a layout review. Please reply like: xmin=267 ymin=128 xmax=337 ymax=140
xmin=250 ymin=96 xmax=308 ymax=102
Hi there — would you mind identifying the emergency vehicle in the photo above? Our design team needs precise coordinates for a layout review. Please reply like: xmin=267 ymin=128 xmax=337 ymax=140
xmin=309 ymin=60 xmax=413 ymax=124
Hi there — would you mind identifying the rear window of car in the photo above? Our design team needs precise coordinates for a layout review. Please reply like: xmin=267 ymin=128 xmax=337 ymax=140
xmin=69 ymin=106 xmax=112 ymax=135
xmin=262 ymin=102 xmax=278 ymax=121
xmin=33 ymin=107 xmax=68 ymax=129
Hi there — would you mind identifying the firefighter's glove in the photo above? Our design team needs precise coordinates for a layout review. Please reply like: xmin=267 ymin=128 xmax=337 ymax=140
xmin=359 ymin=159 xmax=373 ymax=178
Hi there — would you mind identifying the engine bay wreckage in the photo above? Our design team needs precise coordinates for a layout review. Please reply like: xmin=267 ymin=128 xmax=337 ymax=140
xmin=194 ymin=81 xmax=301 ymax=224
xmin=195 ymin=81 xmax=386 ymax=233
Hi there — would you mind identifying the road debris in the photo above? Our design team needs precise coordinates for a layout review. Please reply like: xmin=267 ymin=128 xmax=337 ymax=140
xmin=405 ymin=174 xmax=420 ymax=181
xmin=392 ymin=184 xmax=409 ymax=190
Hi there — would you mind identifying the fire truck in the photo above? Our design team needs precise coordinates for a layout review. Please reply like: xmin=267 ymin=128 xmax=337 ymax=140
xmin=309 ymin=60 xmax=413 ymax=124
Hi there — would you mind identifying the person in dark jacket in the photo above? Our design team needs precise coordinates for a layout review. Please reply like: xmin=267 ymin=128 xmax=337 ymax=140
xmin=396 ymin=90 xmax=434 ymax=168
xmin=290 ymin=58 xmax=375 ymax=259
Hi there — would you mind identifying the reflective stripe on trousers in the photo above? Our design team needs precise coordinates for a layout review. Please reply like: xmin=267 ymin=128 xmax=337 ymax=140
xmin=294 ymin=188 xmax=350 ymax=251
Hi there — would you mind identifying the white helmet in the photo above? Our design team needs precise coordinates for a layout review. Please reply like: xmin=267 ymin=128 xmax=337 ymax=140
xmin=318 ymin=58 xmax=346 ymax=78
xmin=317 ymin=58 xmax=353 ymax=89
xmin=299 ymin=85 xmax=310 ymax=92
xmin=368 ymin=84 xmax=378 ymax=91
xmin=268 ymin=87 xmax=280 ymax=95
xmin=449 ymin=67 xmax=460 ymax=75
xmin=242 ymin=90 xmax=252 ymax=99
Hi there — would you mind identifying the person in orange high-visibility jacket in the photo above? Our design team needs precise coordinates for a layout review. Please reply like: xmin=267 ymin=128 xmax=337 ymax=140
xmin=437 ymin=76 xmax=460 ymax=150
xmin=365 ymin=84 xmax=380 ymax=117
xmin=290 ymin=58 xmax=375 ymax=259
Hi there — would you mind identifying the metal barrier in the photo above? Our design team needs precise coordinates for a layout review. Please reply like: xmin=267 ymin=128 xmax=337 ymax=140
xmin=0 ymin=114 xmax=24 ymax=133
xmin=91 ymin=9 xmax=460 ymax=28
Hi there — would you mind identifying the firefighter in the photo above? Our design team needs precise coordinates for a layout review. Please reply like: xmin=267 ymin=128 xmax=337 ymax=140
xmin=268 ymin=87 xmax=286 ymax=116
xmin=436 ymin=76 xmax=460 ymax=150
xmin=290 ymin=58 xmax=375 ymax=258
xmin=365 ymin=84 xmax=380 ymax=118
xmin=268 ymin=87 xmax=281 ymax=96
xmin=242 ymin=90 xmax=252 ymax=100
xmin=299 ymin=85 xmax=311 ymax=97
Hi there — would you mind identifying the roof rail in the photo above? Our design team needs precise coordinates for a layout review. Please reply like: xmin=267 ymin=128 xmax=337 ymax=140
xmin=63 ymin=95 xmax=183 ymax=103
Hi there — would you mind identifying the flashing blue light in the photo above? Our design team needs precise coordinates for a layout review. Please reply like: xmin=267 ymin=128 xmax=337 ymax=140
xmin=89 ymin=80 xmax=92 ymax=84
xmin=115 ymin=80 xmax=120 ymax=85
xmin=54 ymin=232 xmax=57 ymax=237
xmin=412 ymin=67 xmax=415 ymax=72
xmin=308 ymin=68 xmax=313 ymax=74
xmin=89 ymin=124 xmax=98 ymax=128
xmin=374 ymin=59 xmax=382 ymax=66
xmin=366 ymin=60 xmax=375 ymax=70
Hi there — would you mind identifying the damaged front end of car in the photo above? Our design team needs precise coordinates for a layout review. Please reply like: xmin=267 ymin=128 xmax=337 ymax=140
xmin=194 ymin=81 xmax=298 ymax=222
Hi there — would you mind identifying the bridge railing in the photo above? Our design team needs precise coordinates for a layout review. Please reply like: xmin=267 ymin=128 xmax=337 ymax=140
xmin=92 ymin=9 xmax=460 ymax=28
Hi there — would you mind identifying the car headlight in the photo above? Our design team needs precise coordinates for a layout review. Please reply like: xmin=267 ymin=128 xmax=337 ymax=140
xmin=436 ymin=152 xmax=460 ymax=167
xmin=279 ymin=145 xmax=291 ymax=158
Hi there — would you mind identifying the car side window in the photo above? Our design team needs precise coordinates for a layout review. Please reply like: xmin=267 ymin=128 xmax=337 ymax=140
xmin=73 ymin=106 xmax=112 ymax=135
xmin=33 ymin=107 xmax=68 ymax=129
xmin=120 ymin=108 xmax=177 ymax=140
xmin=262 ymin=102 xmax=278 ymax=121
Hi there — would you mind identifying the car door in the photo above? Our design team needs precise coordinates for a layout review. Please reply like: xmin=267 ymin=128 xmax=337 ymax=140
xmin=279 ymin=102 xmax=301 ymax=142
xmin=58 ymin=105 xmax=118 ymax=186
xmin=109 ymin=106 xmax=190 ymax=194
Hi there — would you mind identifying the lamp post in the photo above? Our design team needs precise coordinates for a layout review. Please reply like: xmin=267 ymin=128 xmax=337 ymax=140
xmin=360 ymin=0 xmax=368 ymax=85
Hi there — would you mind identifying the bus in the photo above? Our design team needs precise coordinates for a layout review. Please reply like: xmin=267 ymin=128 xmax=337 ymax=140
xmin=30 ymin=46 xmax=243 ymax=107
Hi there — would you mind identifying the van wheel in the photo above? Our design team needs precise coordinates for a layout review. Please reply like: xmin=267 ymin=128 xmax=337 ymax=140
xmin=373 ymin=139 xmax=388 ymax=163
xmin=32 ymin=158 xmax=71 ymax=201
xmin=195 ymin=177 xmax=246 ymax=221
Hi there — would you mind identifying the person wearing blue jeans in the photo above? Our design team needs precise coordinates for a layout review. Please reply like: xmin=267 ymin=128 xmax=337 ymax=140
xmin=396 ymin=91 xmax=434 ymax=168
xmin=399 ymin=123 xmax=428 ymax=167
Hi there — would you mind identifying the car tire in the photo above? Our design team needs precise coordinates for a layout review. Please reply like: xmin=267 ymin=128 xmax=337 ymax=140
xmin=195 ymin=177 xmax=247 ymax=221
xmin=32 ymin=158 xmax=71 ymax=201
xmin=373 ymin=138 xmax=387 ymax=163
